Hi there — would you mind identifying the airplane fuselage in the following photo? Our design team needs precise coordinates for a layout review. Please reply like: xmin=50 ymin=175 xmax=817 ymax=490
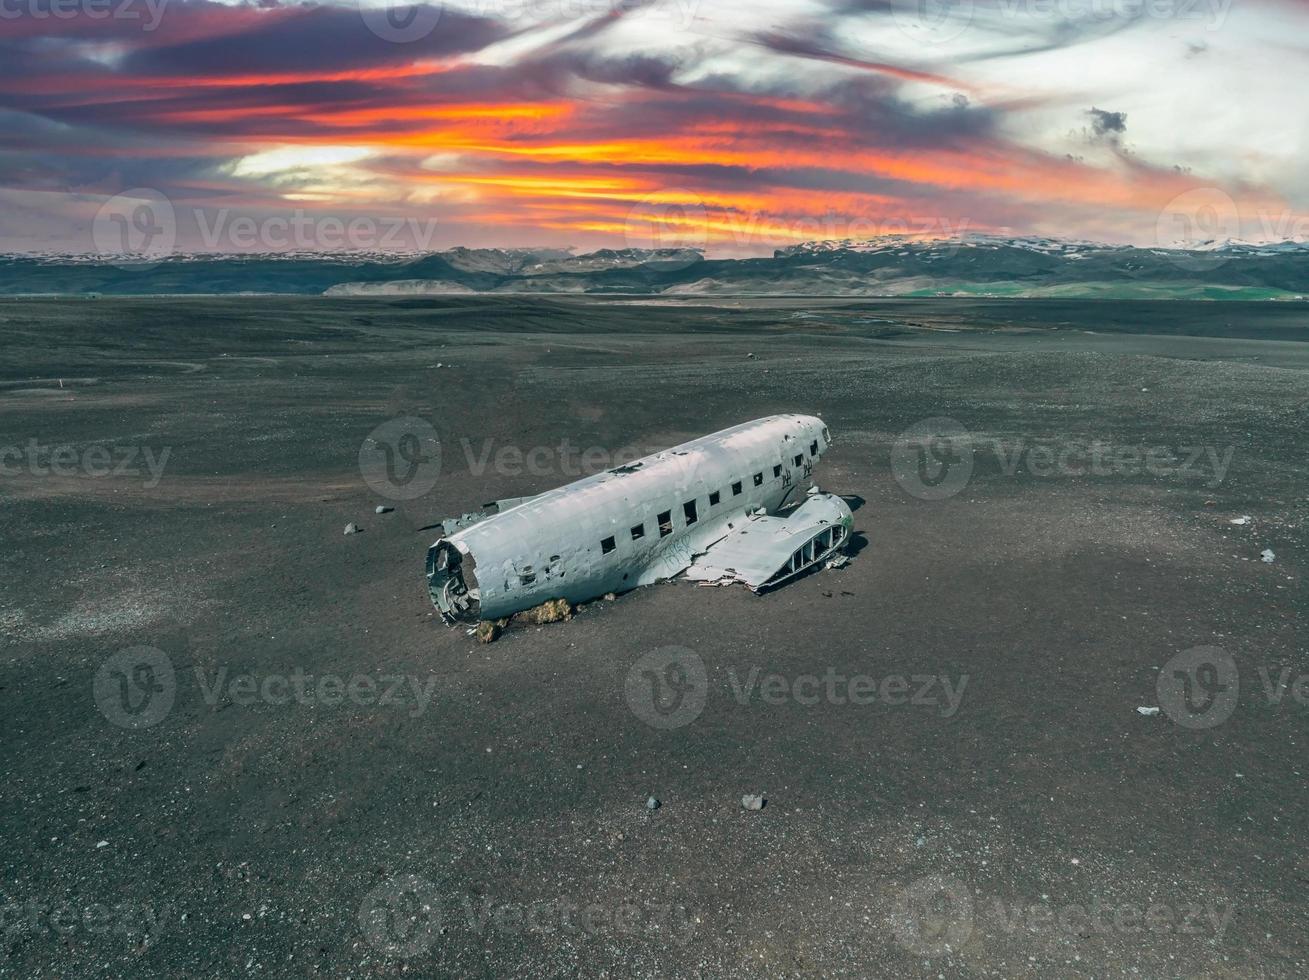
xmin=427 ymin=414 xmax=832 ymax=623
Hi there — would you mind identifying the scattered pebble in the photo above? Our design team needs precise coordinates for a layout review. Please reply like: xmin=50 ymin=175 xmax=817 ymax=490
xmin=1261 ymin=549 xmax=1276 ymax=563
xmin=344 ymin=523 xmax=361 ymax=535
xmin=95 ymin=840 xmax=108 ymax=849
xmin=375 ymin=505 xmax=393 ymax=515
xmin=1136 ymin=706 xmax=1161 ymax=716
xmin=741 ymin=794 xmax=765 ymax=811
xmin=1230 ymin=516 xmax=1251 ymax=526
xmin=646 ymin=796 xmax=660 ymax=811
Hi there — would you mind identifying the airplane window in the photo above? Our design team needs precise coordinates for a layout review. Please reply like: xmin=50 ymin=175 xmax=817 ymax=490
xmin=753 ymin=473 xmax=763 ymax=486
xmin=631 ymin=523 xmax=645 ymax=540
xmin=658 ymin=511 xmax=673 ymax=536
xmin=601 ymin=536 xmax=616 ymax=554
xmin=773 ymin=464 xmax=782 ymax=478
xmin=731 ymin=481 xmax=743 ymax=495
xmin=683 ymin=500 xmax=698 ymax=525
xmin=794 ymin=454 xmax=803 ymax=467
xmin=709 ymin=491 xmax=721 ymax=506
xmin=810 ymin=440 xmax=818 ymax=456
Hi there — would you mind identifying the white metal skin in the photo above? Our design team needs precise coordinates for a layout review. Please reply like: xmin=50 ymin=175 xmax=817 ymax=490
xmin=427 ymin=414 xmax=833 ymax=624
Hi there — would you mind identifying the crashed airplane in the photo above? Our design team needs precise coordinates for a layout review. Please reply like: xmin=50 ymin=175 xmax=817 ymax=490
xmin=426 ymin=414 xmax=853 ymax=625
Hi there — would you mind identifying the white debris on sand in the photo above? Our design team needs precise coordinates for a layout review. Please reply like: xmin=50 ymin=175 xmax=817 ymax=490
xmin=1261 ymin=549 xmax=1276 ymax=563
xmin=1230 ymin=516 xmax=1251 ymax=526
xmin=344 ymin=523 xmax=361 ymax=535
xmin=1136 ymin=706 xmax=1161 ymax=717
xmin=375 ymin=505 xmax=393 ymax=515
xmin=741 ymin=794 xmax=765 ymax=811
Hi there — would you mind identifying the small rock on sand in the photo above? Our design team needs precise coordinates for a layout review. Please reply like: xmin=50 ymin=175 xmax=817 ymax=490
xmin=344 ymin=523 xmax=361 ymax=535
xmin=741 ymin=794 xmax=765 ymax=811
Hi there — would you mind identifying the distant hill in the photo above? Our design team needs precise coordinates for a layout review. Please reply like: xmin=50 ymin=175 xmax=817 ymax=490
xmin=3 ymin=237 xmax=1308 ymax=299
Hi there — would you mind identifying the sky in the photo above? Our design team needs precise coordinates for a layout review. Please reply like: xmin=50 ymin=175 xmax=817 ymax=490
xmin=1 ymin=0 xmax=1307 ymax=256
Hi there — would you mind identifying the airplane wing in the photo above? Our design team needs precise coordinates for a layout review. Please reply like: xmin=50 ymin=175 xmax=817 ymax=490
xmin=684 ymin=491 xmax=853 ymax=592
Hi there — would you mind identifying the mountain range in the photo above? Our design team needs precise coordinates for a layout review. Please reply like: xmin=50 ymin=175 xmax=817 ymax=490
xmin=4 ymin=236 xmax=1309 ymax=299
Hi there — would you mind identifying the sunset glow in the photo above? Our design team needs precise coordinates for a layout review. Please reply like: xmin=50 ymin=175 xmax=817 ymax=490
xmin=2 ymin=0 xmax=1305 ymax=254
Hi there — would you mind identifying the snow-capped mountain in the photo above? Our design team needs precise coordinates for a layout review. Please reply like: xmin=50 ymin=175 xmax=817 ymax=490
xmin=1 ymin=237 xmax=1306 ymax=298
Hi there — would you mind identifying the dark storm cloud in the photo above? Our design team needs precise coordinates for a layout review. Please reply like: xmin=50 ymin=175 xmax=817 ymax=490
xmin=122 ymin=4 xmax=509 ymax=77
xmin=1088 ymin=107 xmax=1127 ymax=137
